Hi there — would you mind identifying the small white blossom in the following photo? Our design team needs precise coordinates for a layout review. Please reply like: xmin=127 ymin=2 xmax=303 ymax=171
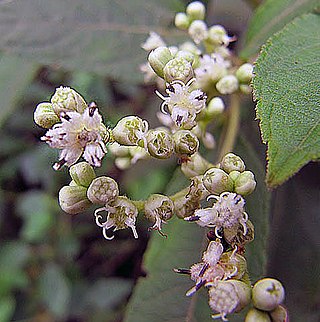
xmin=41 ymin=103 xmax=108 ymax=170
xmin=156 ymin=79 xmax=207 ymax=129
xmin=141 ymin=31 xmax=166 ymax=51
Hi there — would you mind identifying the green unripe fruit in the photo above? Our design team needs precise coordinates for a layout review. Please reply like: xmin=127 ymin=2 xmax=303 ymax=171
xmin=234 ymin=171 xmax=256 ymax=196
xmin=245 ymin=308 xmax=271 ymax=322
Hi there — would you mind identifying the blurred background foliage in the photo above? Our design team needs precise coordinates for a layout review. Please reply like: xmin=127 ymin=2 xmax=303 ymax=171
xmin=0 ymin=0 xmax=319 ymax=321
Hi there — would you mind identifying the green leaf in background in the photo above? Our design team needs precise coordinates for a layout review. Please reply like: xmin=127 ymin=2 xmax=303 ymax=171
xmin=240 ymin=0 xmax=319 ymax=59
xmin=17 ymin=191 xmax=57 ymax=242
xmin=0 ymin=0 xmax=183 ymax=83
xmin=0 ymin=56 xmax=38 ymax=127
xmin=0 ymin=296 xmax=15 ymax=322
xmin=253 ymin=13 xmax=320 ymax=187
xmin=39 ymin=263 xmax=71 ymax=319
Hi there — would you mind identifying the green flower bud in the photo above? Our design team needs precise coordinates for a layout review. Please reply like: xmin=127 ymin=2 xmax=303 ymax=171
xmin=51 ymin=86 xmax=87 ymax=115
xmin=145 ymin=194 xmax=175 ymax=231
xmin=240 ymin=84 xmax=252 ymax=95
xmin=188 ymin=20 xmax=208 ymax=44
xmin=163 ymin=57 xmax=194 ymax=83
xmin=252 ymin=278 xmax=285 ymax=311
xmin=207 ymin=97 xmax=225 ymax=116
xmin=146 ymin=129 xmax=174 ymax=159
xmin=186 ymin=1 xmax=206 ymax=21
xmin=216 ymin=75 xmax=239 ymax=95
xmin=209 ymin=280 xmax=251 ymax=320
xmin=236 ymin=63 xmax=253 ymax=83
xmin=87 ymin=176 xmax=119 ymax=205
xmin=229 ymin=170 xmax=241 ymax=182
xmin=234 ymin=171 xmax=256 ymax=196
xmin=69 ymin=162 xmax=96 ymax=187
xmin=59 ymin=185 xmax=91 ymax=215
xmin=34 ymin=102 xmax=60 ymax=128
xmin=180 ymin=152 xmax=212 ymax=178
xmin=174 ymin=12 xmax=190 ymax=30
xmin=202 ymin=168 xmax=233 ymax=194
xmin=175 ymin=50 xmax=195 ymax=64
xmin=245 ymin=308 xmax=271 ymax=322
xmin=220 ymin=153 xmax=246 ymax=173
xmin=269 ymin=305 xmax=289 ymax=322
xmin=148 ymin=46 xmax=173 ymax=78
xmin=112 ymin=116 xmax=148 ymax=146
xmin=69 ymin=180 xmax=78 ymax=186
xmin=173 ymin=130 xmax=199 ymax=155
xmin=207 ymin=25 xmax=228 ymax=46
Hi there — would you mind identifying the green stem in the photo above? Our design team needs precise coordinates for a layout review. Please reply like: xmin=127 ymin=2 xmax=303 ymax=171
xmin=218 ymin=93 xmax=241 ymax=162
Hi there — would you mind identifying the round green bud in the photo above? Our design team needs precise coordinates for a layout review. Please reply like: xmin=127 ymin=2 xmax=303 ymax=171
xmin=148 ymin=46 xmax=173 ymax=78
xmin=240 ymin=84 xmax=252 ymax=95
xmin=228 ymin=170 xmax=241 ymax=182
xmin=112 ymin=116 xmax=148 ymax=146
xmin=252 ymin=278 xmax=285 ymax=311
xmin=269 ymin=305 xmax=289 ymax=322
xmin=207 ymin=97 xmax=225 ymax=117
xmin=69 ymin=162 xmax=96 ymax=187
xmin=216 ymin=75 xmax=239 ymax=94
xmin=87 ymin=176 xmax=119 ymax=205
xmin=245 ymin=308 xmax=271 ymax=322
xmin=163 ymin=57 xmax=194 ymax=83
xmin=34 ymin=102 xmax=60 ymax=128
xmin=236 ymin=63 xmax=253 ymax=83
xmin=175 ymin=50 xmax=195 ymax=64
xmin=59 ymin=185 xmax=91 ymax=215
xmin=174 ymin=12 xmax=190 ymax=30
xmin=145 ymin=194 xmax=175 ymax=223
xmin=202 ymin=168 xmax=233 ymax=194
xmin=173 ymin=130 xmax=199 ymax=155
xmin=188 ymin=20 xmax=208 ymax=44
xmin=146 ymin=129 xmax=174 ymax=159
xmin=186 ymin=1 xmax=206 ymax=21
xmin=51 ymin=86 xmax=87 ymax=115
xmin=207 ymin=25 xmax=227 ymax=46
xmin=69 ymin=180 xmax=78 ymax=186
xmin=234 ymin=170 xmax=256 ymax=196
xmin=220 ymin=153 xmax=246 ymax=173
xmin=180 ymin=153 xmax=212 ymax=178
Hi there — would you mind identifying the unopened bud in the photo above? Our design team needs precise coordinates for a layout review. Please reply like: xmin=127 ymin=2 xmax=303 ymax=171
xmin=173 ymin=130 xmax=199 ymax=155
xmin=234 ymin=171 xmax=256 ymax=196
xmin=163 ymin=57 xmax=194 ymax=83
xmin=252 ymin=278 xmax=285 ymax=311
xmin=175 ymin=12 xmax=190 ymax=30
xmin=146 ymin=129 xmax=174 ymax=159
xmin=202 ymin=168 xmax=233 ymax=194
xmin=59 ymin=185 xmax=91 ymax=215
xmin=186 ymin=1 xmax=206 ymax=21
xmin=69 ymin=162 xmax=96 ymax=187
xmin=240 ymin=84 xmax=252 ymax=94
xmin=216 ymin=75 xmax=239 ymax=94
xmin=141 ymin=31 xmax=166 ymax=51
xmin=180 ymin=153 xmax=212 ymax=178
xmin=51 ymin=86 xmax=87 ymax=115
xmin=207 ymin=25 xmax=228 ymax=46
xmin=207 ymin=97 xmax=225 ymax=116
xmin=270 ymin=305 xmax=289 ymax=322
xmin=228 ymin=170 xmax=241 ymax=182
xmin=34 ymin=102 xmax=60 ymax=128
xmin=175 ymin=50 xmax=195 ymax=64
xmin=245 ymin=308 xmax=271 ymax=322
xmin=236 ymin=63 xmax=253 ymax=83
xmin=148 ymin=46 xmax=173 ymax=78
xmin=87 ymin=176 xmax=119 ymax=205
xmin=112 ymin=116 xmax=148 ymax=146
xmin=220 ymin=153 xmax=245 ymax=173
xmin=188 ymin=20 xmax=208 ymax=44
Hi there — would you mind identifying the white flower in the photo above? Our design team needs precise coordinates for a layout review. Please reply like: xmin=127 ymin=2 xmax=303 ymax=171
xmin=141 ymin=31 xmax=166 ymax=51
xmin=94 ymin=197 xmax=138 ymax=240
xmin=41 ymin=103 xmax=108 ymax=170
xmin=202 ymin=241 xmax=224 ymax=266
xmin=156 ymin=79 xmax=206 ymax=129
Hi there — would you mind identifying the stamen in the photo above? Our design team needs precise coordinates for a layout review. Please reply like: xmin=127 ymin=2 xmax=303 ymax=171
xmin=88 ymin=102 xmax=97 ymax=117
xmin=184 ymin=215 xmax=200 ymax=222
xmin=53 ymin=159 xmax=66 ymax=170
xmin=155 ymin=90 xmax=167 ymax=100
xmin=60 ymin=112 xmax=71 ymax=121
xmin=207 ymin=195 xmax=219 ymax=202
xmin=102 ymin=227 xmax=115 ymax=240
xmin=173 ymin=268 xmax=191 ymax=275
xmin=214 ymin=227 xmax=223 ymax=239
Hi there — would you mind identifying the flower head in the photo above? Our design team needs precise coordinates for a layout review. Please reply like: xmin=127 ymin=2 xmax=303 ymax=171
xmin=156 ymin=79 xmax=206 ymax=129
xmin=41 ymin=103 xmax=108 ymax=170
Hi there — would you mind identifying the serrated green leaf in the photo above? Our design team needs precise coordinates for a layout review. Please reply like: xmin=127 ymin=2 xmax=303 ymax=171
xmin=39 ymin=263 xmax=71 ymax=319
xmin=0 ymin=0 xmax=183 ymax=83
xmin=253 ymin=13 xmax=320 ymax=187
xmin=241 ymin=0 xmax=319 ymax=58
xmin=0 ymin=56 xmax=38 ymax=127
